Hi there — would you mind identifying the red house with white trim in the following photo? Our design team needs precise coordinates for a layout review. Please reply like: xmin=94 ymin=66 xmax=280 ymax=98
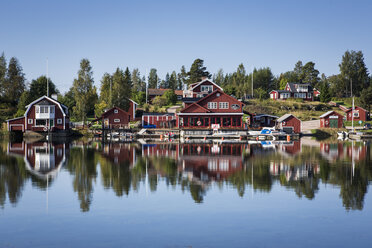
xmin=270 ymin=83 xmax=315 ymax=101
xmin=319 ymin=111 xmax=344 ymax=128
xmin=179 ymin=89 xmax=244 ymax=129
xmin=345 ymin=106 xmax=369 ymax=121
xmin=276 ymin=114 xmax=301 ymax=133
xmin=183 ymin=78 xmax=222 ymax=100
xmin=7 ymin=95 xmax=69 ymax=133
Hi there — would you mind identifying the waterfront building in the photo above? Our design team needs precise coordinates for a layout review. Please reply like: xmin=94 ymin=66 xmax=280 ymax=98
xmin=345 ymin=106 xmax=369 ymax=121
xmin=319 ymin=111 xmax=344 ymax=128
xmin=6 ymin=95 xmax=69 ymax=134
xmin=276 ymin=114 xmax=301 ymax=133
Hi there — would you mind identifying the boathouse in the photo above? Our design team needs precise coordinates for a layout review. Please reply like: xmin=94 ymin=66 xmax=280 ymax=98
xmin=276 ymin=114 xmax=301 ymax=134
xmin=345 ymin=106 xmax=369 ymax=121
xmin=142 ymin=113 xmax=178 ymax=128
xmin=319 ymin=111 xmax=344 ymax=128
xmin=178 ymin=89 xmax=244 ymax=129
xmin=6 ymin=95 xmax=69 ymax=134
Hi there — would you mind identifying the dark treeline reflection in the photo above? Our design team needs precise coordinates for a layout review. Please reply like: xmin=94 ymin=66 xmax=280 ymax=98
xmin=1 ymin=139 xmax=371 ymax=211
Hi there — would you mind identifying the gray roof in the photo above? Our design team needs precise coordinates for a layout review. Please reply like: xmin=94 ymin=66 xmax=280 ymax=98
xmin=277 ymin=114 xmax=299 ymax=122
xmin=320 ymin=111 xmax=338 ymax=118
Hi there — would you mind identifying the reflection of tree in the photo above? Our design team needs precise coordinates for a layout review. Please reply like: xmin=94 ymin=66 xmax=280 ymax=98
xmin=66 ymin=147 xmax=98 ymax=212
xmin=100 ymin=158 xmax=132 ymax=197
xmin=0 ymin=155 xmax=27 ymax=207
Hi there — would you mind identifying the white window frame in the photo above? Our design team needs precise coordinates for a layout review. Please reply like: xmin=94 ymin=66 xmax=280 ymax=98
xmin=219 ymin=102 xmax=229 ymax=109
xmin=28 ymin=118 xmax=33 ymax=124
xmin=207 ymin=102 xmax=217 ymax=109
xmin=35 ymin=106 xmax=39 ymax=113
xmin=50 ymin=106 xmax=55 ymax=113
xmin=57 ymin=118 xmax=63 ymax=124
xmin=201 ymin=85 xmax=212 ymax=92
xmin=114 ymin=119 xmax=120 ymax=123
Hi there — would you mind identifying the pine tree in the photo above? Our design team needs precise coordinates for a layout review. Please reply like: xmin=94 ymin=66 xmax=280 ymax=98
xmin=177 ymin=66 xmax=187 ymax=90
xmin=29 ymin=76 xmax=58 ymax=102
xmin=111 ymin=67 xmax=132 ymax=111
xmin=72 ymin=59 xmax=97 ymax=123
xmin=169 ymin=71 xmax=178 ymax=90
xmin=4 ymin=57 xmax=25 ymax=104
xmin=0 ymin=52 xmax=7 ymax=97
xmin=187 ymin=58 xmax=211 ymax=85
xmin=320 ymin=81 xmax=331 ymax=103
xmin=148 ymin=68 xmax=159 ymax=89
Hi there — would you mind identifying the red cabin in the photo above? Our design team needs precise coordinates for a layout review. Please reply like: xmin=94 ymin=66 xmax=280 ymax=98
xmin=142 ymin=113 xmax=178 ymax=128
xmin=7 ymin=95 xmax=69 ymax=133
xmin=345 ymin=106 xmax=369 ymax=121
xmin=319 ymin=111 xmax=344 ymax=128
xmin=276 ymin=114 xmax=301 ymax=134
xmin=179 ymin=89 xmax=244 ymax=129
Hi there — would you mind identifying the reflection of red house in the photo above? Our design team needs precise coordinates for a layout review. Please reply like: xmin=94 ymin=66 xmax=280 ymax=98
xmin=101 ymin=143 xmax=137 ymax=166
xmin=6 ymin=95 xmax=69 ymax=133
xmin=345 ymin=106 xmax=369 ymax=121
xmin=320 ymin=111 xmax=344 ymax=128
xmin=178 ymin=143 xmax=245 ymax=181
xmin=320 ymin=142 xmax=367 ymax=162
xmin=179 ymin=89 xmax=244 ymax=129
xmin=142 ymin=143 xmax=179 ymax=159
xmin=7 ymin=142 xmax=67 ymax=179
xmin=279 ymin=141 xmax=301 ymax=155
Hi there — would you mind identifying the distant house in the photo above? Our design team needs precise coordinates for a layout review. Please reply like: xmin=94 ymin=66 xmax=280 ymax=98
xmin=178 ymin=89 xmax=244 ymax=129
xmin=319 ymin=111 xmax=344 ymax=128
xmin=270 ymin=83 xmax=316 ymax=101
xmin=345 ymin=106 xmax=369 ymax=121
xmin=147 ymin=88 xmax=183 ymax=103
xmin=276 ymin=114 xmax=301 ymax=134
xmin=6 ymin=95 xmax=69 ymax=134
xmin=93 ymin=100 xmax=137 ymax=129
xmin=142 ymin=113 xmax=178 ymax=128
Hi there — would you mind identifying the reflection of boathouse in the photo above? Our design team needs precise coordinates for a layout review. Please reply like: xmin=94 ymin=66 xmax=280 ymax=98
xmin=270 ymin=161 xmax=320 ymax=182
xmin=7 ymin=142 xmax=68 ymax=179
xmin=178 ymin=143 xmax=245 ymax=182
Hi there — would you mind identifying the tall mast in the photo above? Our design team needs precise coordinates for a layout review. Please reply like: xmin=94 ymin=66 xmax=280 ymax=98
xmin=351 ymin=78 xmax=354 ymax=132
xmin=251 ymin=67 xmax=254 ymax=98
xmin=46 ymin=58 xmax=49 ymax=97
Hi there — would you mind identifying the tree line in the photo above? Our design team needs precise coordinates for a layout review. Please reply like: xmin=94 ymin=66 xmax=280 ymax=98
xmin=0 ymin=50 xmax=371 ymax=123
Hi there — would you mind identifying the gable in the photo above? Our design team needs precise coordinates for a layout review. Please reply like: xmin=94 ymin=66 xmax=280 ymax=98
xmin=181 ymin=103 xmax=209 ymax=113
xmin=191 ymin=79 xmax=223 ymax=91
xmin=25 ymin=96 xmax=67 ymax=117
xmin=103 ymin=107 xmax=130 ymax=117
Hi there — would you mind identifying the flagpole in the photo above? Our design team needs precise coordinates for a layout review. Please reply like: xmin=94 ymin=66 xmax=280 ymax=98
xmin=46 ymin=58 xmax=49 ymax=97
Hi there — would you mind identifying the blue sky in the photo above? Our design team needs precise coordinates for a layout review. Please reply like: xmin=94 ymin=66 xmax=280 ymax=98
xmin=1 ymin=0 xmax=371 ymax=93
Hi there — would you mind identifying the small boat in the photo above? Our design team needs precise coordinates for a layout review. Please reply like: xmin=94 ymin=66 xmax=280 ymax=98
xmin=248 ymin=127 xmax=276 ymax=136
xmin=337 ymin=131 xmax=347 ymax=139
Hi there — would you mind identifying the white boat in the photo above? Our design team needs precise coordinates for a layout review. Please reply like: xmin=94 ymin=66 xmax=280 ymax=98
xmin=248 ymin=127 xmax=276 ymax=136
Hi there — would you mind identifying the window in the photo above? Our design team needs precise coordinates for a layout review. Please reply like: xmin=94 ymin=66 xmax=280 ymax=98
xmin=35 ymin=106 xmax=39 ymax=113
xmin=353 ymin=111 xmax=359 ymax=117
xmin=219 ymin=102 xmax=229 ymax=109
xmin=28 ymin=119 xmax=33 ymax=124
xmin=114 ymin=109 xmax=118 ymax=113
xmin=36 ymin=119 xmax=47 ymax=126
xmin=205 ymin=118 xmax=209 ymax=127
xmin=50 ymin=106 xmax=54 ymax=113
xmin=57 ymin=119 xmax=63 ymax=124
xmin=201 ymin=85 xmax=212 ymax=92
xmin=208 ymin=102 xmax=217 ymax=109
xmin=114 ymin=119 xmax=120 ymax=123
xmin=223 ymin=117 xmax=231 ymax=127
xmin=183 ymin=117 xmax=188 ymax=126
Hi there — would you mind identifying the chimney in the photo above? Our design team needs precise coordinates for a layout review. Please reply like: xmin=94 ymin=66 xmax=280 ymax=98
xmin=201 ymin=76 xmax=208 ymax=81
xmin=51 ymin=94 xmax=58 ymax=100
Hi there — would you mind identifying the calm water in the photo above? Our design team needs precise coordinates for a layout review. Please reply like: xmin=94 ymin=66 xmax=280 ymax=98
xmin=0 ymin=138 xmax=371 ymax=248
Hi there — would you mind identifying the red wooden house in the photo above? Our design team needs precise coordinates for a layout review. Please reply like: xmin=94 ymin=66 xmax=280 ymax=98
xmin=179 ymin=89 xmax=244 ymax=129
xmin=7 ymin=95 xmax=69 ymax=134
xmin=182 ymin=78 xmax=223 ymax=107
xmin=345 ymin=106 xmax=369 ymax=121
xmin=276 ymin=114 xmax=301 ymax=133
xmin=93 ymin=100 xmax=138 ymax=129
xmin=270 ymin=83 xmax=315 ymax=101
xmin=319 ymin=111 xmax=344 ymax=128
xmin=142 ymin=113 xmax=178 ymax=128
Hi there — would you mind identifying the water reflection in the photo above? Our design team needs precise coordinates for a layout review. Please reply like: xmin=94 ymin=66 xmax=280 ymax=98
xmin=0 ymin=139 xmax=371 ymax=211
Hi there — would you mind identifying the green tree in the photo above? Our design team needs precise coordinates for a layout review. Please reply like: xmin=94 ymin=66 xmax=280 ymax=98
xmin=15 ymin=91 xmax=30 ymax=117
xmin=360 ymin=84 xmax=372 ymax=113
xmin=148 ymin=68 xmax=159 ymax=89
xmin=3 ymin=57 xmax=25 ymax=104
xmin=301 ymin=62 xmax=320 ymax=86
xmin=131 ymin=68 xmax=145 ymax=92
xmin=29 ymin=76 xmax=58 ymax=101
xmin=58 ymin=87 xmax=76 ymax=117
xmin=169 ymin=71 xmax=178 ymax=90
xmin=339 ymin=50 xmax=369 ymax=96
xmin=152 ymin=95 xmax=167 ymax=107
xmin=94 ymin=100 xmax=108 ymax=118
xmin=187 ymin=58 xmax=211 ymax=85
xmin=98 ymin=73 xmax=113 ymax=108
xmin=177 ymin=65 xmax=187 ymax=90
xmin=293 ymin=60 xmax=303 ymax=80
xmin=163 ymin=89 xmax=177 ymax=105
xmin=112 ymin=67 xmax=132 ymax=111
xmin=0 ymin=53 xmax=7 ymax=96
xmin=213 ymin=69 xmax=225 ymax=86
xmin=279 ymin=76 xmax=288 ymax=90
xmin=72 ymin=59 xmax=97 ymax=123
xmin=320 ymin=81 xmax=331 ymax=103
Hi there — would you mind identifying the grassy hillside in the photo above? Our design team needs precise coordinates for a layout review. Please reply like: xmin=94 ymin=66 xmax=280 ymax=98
xmin=243 ymin=99 xmax=343 ymax=121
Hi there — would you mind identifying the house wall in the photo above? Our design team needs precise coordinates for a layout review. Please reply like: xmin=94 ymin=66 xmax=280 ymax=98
xmin=320 ymin=112 xmax=343 ymax=128
xmin=26 ymin=100 xmax=66 ymax=131
xmin=102 ymin=107 xmax=130 ymax=129
xmin=279 ymin=116 xmax=301 ymax=133
xmin=8 ymin=117 xmax=25 ymax=131
xmin=346 ymin=107 xmax=368 ymax=121
xmin=142 ymin=115 xmax=178 ymax=128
